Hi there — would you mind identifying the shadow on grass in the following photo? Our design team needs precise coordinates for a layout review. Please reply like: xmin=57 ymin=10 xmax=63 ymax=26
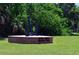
xmin=0 ymin=37 xmax=6 ymax=40
xmin=71 ymin=32 xmax=79 ymax=36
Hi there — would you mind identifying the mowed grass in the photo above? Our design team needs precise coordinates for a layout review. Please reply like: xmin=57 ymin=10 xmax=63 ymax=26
xmin=0 ymin=36 xmax=79 ymax=55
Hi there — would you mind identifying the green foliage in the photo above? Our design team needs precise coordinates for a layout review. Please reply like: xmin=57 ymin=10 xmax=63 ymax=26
xmin=26 ymin=4 xmax=71 ymax=35
xmin=7 ymin=4 xmax=29 ymax=34
xmin=57 ymin=3 xmax=79 ymax=33
xmin=0 ymin=3 xmax=75 ymax=36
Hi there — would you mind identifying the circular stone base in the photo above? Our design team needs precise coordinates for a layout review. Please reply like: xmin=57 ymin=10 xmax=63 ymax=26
xmin=8 ymin=35 xmax=53 ymax=44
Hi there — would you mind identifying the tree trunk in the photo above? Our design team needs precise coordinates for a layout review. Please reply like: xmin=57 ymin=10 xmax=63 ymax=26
xmin=76 ymin=21 xmax=79 ymax=32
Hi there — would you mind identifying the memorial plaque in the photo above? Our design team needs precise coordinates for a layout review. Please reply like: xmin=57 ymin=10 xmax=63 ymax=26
xmin=8 ymin=35 xmax=53 ymax=44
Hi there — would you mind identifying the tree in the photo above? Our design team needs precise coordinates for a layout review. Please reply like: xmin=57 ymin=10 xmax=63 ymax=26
xmin=57 ymin=3 xmax=78 ymax=33
xmin=0 ymin=4 xmax=12 ymax=37
xmin=26 ymin=3 xmax=71 ymax=35
xmin=7 ymin=3 xmax=28 ymax=35
xmin=0 ymin=3 xmax=72 ymax=36
xmin=70 ymin=7 xmax=79 ymax=32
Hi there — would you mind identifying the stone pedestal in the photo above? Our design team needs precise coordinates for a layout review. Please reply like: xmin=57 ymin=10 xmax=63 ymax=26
xmin=8 ymin=35 xmax=53 ymax=44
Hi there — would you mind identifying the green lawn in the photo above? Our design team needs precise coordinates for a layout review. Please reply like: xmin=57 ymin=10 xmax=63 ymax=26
xmin=0 ymin=36 xmax=79 ymax=55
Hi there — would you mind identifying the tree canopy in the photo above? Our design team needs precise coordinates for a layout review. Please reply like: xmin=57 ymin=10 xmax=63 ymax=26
xmin=0 ymin=3 xmax=79 ymax=36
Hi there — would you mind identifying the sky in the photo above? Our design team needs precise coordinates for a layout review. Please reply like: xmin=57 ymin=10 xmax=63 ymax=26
xmin=75 ymin=3 xmax=79 ymax=6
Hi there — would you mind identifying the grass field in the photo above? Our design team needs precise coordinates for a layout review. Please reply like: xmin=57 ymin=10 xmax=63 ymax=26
xmin=0 ymin=36 xmax=79 ymax=55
